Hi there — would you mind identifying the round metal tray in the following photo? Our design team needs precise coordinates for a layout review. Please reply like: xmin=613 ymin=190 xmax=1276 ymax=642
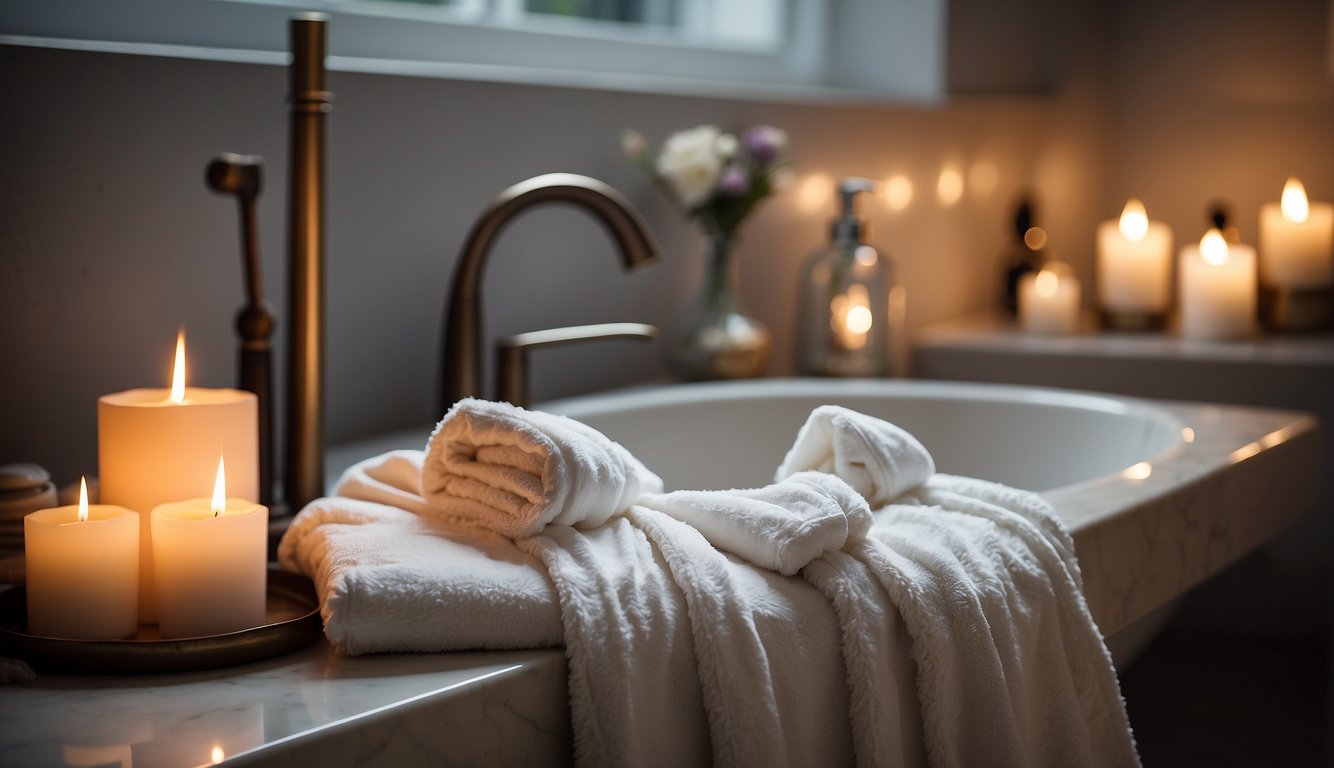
xmin=0 ymin=568 xmax=322 ymax=674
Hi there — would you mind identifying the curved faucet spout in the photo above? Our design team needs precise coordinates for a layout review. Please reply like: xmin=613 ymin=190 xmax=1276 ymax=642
xmin=441 ymin=172 xmax=661 ymax=410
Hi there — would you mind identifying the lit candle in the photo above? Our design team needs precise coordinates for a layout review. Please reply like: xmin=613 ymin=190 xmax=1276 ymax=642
xmin=831 ymin=283 xmax=873 ymax=351
xmin=1018 ymin=262 xmax=1081 ymax=335
xmin=1179 ymin=229 xmax=1257 ymax=341
xmin=1096 ymin=198 xmax=1173 ymax=317
xmin=98 ymin=330 xmax=258 ymax=623
xmin=1258 ymin=178 xmax=1334 ymax=289
xmin=24 ymin=478 xmax=139 ymax=639
xmin=152 ymin=457 xmax=268 ymax=639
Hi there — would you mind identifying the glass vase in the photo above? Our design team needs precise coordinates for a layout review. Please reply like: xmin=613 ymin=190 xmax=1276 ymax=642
xmin=664 ymin=230 xmax=771 ymax=380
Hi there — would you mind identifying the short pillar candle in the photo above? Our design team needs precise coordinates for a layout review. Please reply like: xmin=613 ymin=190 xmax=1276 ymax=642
xmin=1019 ymin=262 xmax=1081 ymax=335
xmin=1179 ymin=229 xmax=1257 ymax=341
xmin=152 ymin=458 xmax=268 ymax=639
xmin=24 ymin=478 xmax=139 ymax=639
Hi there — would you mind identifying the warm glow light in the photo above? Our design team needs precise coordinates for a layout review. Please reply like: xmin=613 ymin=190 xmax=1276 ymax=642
xmin=212 ymin=744 xmax=226 ymax=764
xmin=1281 ymin=177 xmax=1310 ymax=224
xmin=936 ymin=165 xmax=964 ymax=207
xmin=1023 ymin=227 xmax=1048 ymax=251
xmin=846 ymin=305 xmax=873 ymax=334
xmin=830 ymin=284 xmax=872 ymax=350
xmin=170 ymin=329 xmax=187 ymax=403
xmin=1118 ymin=198 xmax=1149 ymax=242
xmin=1230 ymin=442 xmax=1262 ymax=463
xmin=1122 ymin=462 xmax=1153 ymax=481
xmin=854 ymin=245 xmax=878 ymax=267
xmin=211 ymin=456 xmax=227 ymax=517
xmin=1181 ymin=427 xmax=1196 ymax=444
xmin=78 ymin=476 xmax=89 ymax=523
xmin=1200 ymin=229 xmax=1229 ymax=266
xmin=885 ymin=174 xmax=913 ymax=211
xmin=1035 ymin=269 xmax=1059 ymax=297
xmin=797 ymin=173 xmax=833 ymax=214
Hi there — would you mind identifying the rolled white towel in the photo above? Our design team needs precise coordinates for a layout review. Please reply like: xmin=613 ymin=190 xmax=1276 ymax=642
xmin=638 ymin=471 xmax=871 ymax=576
xmin=422 ymin=398 xmax=663 ymax=538
xmin=776 ymin=405 xmax=935 ymax=508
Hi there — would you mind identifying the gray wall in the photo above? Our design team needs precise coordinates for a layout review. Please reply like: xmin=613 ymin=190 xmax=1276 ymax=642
xmin=2 ymin=0 xmax=1331 ymax=492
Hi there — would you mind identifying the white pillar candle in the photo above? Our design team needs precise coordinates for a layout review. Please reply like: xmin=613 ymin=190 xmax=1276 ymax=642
xmin=1179 ymin=229 xmax=1257 ymax=341
xmin=152 ymin=458 xmax=267 ymax=639
xmin=24 ymin=478 xmax=139 ymax=639
xmin=1097 ymin=198 xmax=1173 ymax=313
xmin=1258 ymin=178 xmax=1334 ymax=289
xmin=1019 ymin=263 xmax=1081 ymax=335
xmin=98 ymin=331 xmax=258 ymax=623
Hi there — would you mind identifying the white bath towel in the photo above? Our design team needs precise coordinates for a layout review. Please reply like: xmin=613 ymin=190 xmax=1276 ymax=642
xmin=518 ymin=509 xmax=854 ymax=768
xmin=277 ymin=450 xmax=563 ymax=655
xmin=776 ymin=405 xmax=935 ymax=507
xmin=799 ymin=468 xmax=1137 ymax=767
xmin=638 ymin=471 xmax=872 ymax=576
xmin=422 ymin=398 xmax=663 ymax=538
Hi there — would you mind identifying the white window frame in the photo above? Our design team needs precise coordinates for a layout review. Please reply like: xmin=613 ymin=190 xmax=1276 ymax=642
xmin=0 ymin=0 xmax=945 ymax=102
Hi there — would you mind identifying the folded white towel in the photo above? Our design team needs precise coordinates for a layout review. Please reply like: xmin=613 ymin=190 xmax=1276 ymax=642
xmin=422 ymin=398 xmax=664 ymax=538
xmin=775 ymin=405 xmax=934 ymax=508
xmin=277 ymin=450 xmax=563 ymax=655
xmin=638 ymin=471 xmax=872 ymax=576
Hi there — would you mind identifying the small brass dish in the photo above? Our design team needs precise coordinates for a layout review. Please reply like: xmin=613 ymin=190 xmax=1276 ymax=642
xmin=0 ymin=568 xmax=322 ymax=674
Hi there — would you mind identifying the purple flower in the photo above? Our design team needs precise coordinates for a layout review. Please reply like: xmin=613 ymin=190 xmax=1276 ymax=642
xmin=719 ymin=164 xmax=750 ymax=197
xmin=741 ymin=125 xmax=787 ymax=168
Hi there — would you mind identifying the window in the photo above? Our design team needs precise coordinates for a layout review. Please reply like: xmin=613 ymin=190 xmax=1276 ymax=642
xmin=0 ymin=0 xmax=944 ymax=101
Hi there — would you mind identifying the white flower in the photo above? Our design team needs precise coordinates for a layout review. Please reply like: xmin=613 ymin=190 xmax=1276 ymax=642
xmin=715 ymin=132 xmax=738 ymax=159
xmin=656 ymin=125 xmax=725 ymax=208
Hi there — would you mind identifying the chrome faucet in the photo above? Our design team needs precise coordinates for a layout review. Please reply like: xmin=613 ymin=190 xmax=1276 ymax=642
xmin=441 ymin=173 xmax=661 ymax=409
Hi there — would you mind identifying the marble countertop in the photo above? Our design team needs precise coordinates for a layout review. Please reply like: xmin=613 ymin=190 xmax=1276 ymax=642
xmin=0 ymin=643 xmax=569 ymax=768
xmin=0 ymin=381 xmax=1321 ymax=767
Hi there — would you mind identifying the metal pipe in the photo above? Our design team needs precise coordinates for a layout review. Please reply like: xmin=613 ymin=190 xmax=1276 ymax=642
xmin=441 ymin=173 xmax=660 ymax=410
xmin=284 ymin=13 xmax=332 ymax=513
xmin=206 ymin=153 xmax=276 ymax=506
xmin=496 ymin=322 xmax=657 ymax=408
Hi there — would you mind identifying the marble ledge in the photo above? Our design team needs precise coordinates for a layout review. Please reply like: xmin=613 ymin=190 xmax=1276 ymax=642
xmin=1051 ymin=399 xmax=1321 ymax=634
xmin=0 ymin=645 xmax=571 ymax=768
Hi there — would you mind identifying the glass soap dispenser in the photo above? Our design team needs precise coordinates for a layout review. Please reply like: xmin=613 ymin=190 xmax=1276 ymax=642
xmin=796 ymin=178 xmax=902 ymax=377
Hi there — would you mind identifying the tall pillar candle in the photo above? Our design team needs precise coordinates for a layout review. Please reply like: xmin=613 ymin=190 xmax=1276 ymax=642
xmin=98 ymin=332 xmax=258 ymax=622
xmin=1097 ymin=198 xmax=1173 ymax=321
xmin=1179 ymin=229 xmax=1257 ymax=341
xmin=1259 ymin=177 xmax=1333 ymax=289
xmin=24 ymin=479 xmax=139 ymax=639
xmin=152 ymin=458 xmax=268 ymax=639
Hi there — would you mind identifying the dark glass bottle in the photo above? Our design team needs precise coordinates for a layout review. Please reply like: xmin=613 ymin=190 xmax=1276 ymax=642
xmin=1000 ymin=198 xmax=1047 ymax=315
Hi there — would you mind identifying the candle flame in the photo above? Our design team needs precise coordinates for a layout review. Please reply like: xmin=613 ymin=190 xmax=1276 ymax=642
xmin=1281 ymin=177 xmax=1310 ymax=224
xmin=170 ymin=329 xmax=186 ymax=403
xmin=211 ymin=745 xmax=225 ymax=764
xmin=78 ymin=476 xmax=89 ymax=523
xmin=1118 ymin=198 xmax=1149 ymax=242
xmin=1200 ymin=229 xmax=1229 ymax=266
xmin=1035 ymin=269 xmax=1059 ymax=297
xmin=211 ymin=455 xmax=226 ymax=517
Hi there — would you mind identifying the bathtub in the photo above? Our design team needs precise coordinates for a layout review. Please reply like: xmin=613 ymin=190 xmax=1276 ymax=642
xmin=331 ymin=377 xmax=1319 ymax=645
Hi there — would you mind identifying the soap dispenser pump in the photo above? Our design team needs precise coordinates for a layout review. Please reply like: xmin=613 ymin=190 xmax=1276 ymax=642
xmin=795 ymin=178 xmax=902 ymax=377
